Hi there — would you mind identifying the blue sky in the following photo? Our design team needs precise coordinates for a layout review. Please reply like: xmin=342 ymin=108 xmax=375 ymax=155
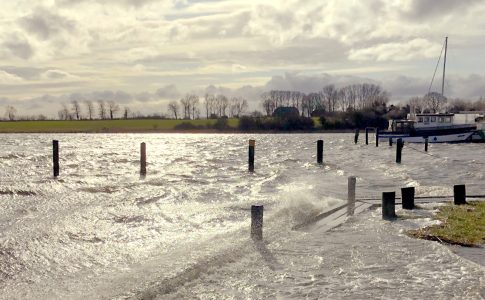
xmin=1 ymin=0 xmax=485 ymax=117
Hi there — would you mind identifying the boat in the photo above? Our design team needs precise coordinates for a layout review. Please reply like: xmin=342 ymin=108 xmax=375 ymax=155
xmin=379 ymin=37 xmax=483 ymax=143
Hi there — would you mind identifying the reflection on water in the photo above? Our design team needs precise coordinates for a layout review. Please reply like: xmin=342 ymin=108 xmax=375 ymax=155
xmin=0 ymin=133 xmax=483 ymax=299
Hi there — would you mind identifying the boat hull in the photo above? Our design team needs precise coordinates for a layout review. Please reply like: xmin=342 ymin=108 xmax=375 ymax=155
xmin=378 ymin=132 xmax=475 ymax=143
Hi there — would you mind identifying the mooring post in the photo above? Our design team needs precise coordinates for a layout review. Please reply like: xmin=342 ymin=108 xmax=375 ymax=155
xmin=425 ymin=138 xmax=429 ymax=152
xmin=375 ymin=128 xmax=380 ymax=147
xmin=365 ymin=127 xmax=369 ymax=145
xmin=389 ymin=137 xmax=393 ymax=147
xmin=382 ymin=192 xmax=397 ymax=220
xmin=53 ymin=140 xmax=59 ymax=177
xmin=453 ymin=184 xmax=466 ymax=205
xmin=347 ymin=176 xmax=356 ymax=216
xmin=354 ymin=129 xmax=359 ymax=144
xmin=401 ymin=187 xmax=415 ymax=210
xmin=248 ymin=139 xmax=255 ymax=172
xmin=251 ymin=205 xmax=263 ymax=240
xmin=396 ymin=138 xmax=403 ymax=163
xmin=140 ymin=142 xmax=146 ymax=176
xmin=317 ymin=140 xmax=323 ymax=164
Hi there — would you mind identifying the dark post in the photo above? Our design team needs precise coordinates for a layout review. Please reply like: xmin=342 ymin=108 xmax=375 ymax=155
xmin=453 ymin=184 xmax=466 ymax=205
xmin=396 ymin=138 xmax=403 ymax=163
xmin=140 ymin=142 xmax=147 ymax=176
xmin=389 ymin=137 xmax=393 ymax=146
xmin=347 ymin=176 xmax=356 ymax=216
xmin=354 ymin=129 xmax=359 ymax=144
xmin=251 ymin=205 xmax=263 ymax=240
xmin=248 ymin=139 xmax=255 ymax=172
xmin=401 ymin=187 xmax=415 ymax=210
xmin=317 ymin=140 xmax=323 ymax=164
xmin=425 ymin=138 xmax=429 ymax=152
xmin=375 ymin=128 xmax=380 ymax=147
xmin=382 ymin=192 xmax=397 ymax=220
xmin=365 ymin=127 xmax=369 ymax=145
xmin=53 ymin=140 xmax=59 ymax=177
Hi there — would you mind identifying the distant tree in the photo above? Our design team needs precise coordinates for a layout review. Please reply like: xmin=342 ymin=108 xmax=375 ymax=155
xmin=108 ymin=100 xmax=119 ymax=119
xmin=5 ymin=106 xmax=16 ymax=121
xmin=229 ymin=97 xmax=248 ymax=117
xmin=167 ymin=100 xmax=180 ymax=119
xmin=58 ymin=104 xmax=70 ymax=120
xmin=85 ymin=100 xmax=94 ymax=120
xmin=216 ymin=94 xmax=228 ymax=117
xmin=204 ymin=94 xmax=215 ymax=119
xmin=424 ymin=92 xmax=447 ymax=113
xmin=123 ymin=107 xmax=130 ymax=119
xmin=71 ymin=100 xmax=81 ymax=120
xmin=98 ymin=100 xmax=107 ymax=119
xmin=407 ymin=97 xmax=424 ymax=114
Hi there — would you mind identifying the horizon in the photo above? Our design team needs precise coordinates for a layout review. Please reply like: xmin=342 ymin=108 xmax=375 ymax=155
xmin=1 ymin=0 xmax=485 ymax=118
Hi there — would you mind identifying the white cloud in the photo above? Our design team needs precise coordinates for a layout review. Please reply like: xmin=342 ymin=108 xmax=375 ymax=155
xmin=40 ymin=69 xmax=79 ymax=80
xmin=0 ymin=70 xmax=23 ymax=83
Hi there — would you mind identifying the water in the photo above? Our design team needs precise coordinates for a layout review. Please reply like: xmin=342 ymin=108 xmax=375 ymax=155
xmin=0 ymin=133 xmax=484 ymax=299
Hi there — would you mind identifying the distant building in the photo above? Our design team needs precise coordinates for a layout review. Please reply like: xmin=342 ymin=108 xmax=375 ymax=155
xmin=272 ymin=107 xmax=299 ymax=118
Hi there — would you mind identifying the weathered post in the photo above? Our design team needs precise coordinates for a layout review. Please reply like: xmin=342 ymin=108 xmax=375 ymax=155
xmin=424 ymin=138 xmax=429 ymax=152
xmin=317 ymin=140 xmax=323 ymax=164
xmin=382 ymin=192 xmax=397 ymax=220
xmin=365 ymin=127 xmax=369 ymax=145
xmin=140 ymin=142 xmax=147 ymax=176
xmin=396 ymin=138 xmax=403 ymax=163
xmin=453 ymin=184 xmax=466 ymax=205
xmin=389 ymin=137 xmax=393 ymax=146
xmin=53 ymin=140 xmax=59 ymax=177
xmin=375 ymin=128 xmax=379 ymax=147
xmin=347 ymin=176 xmax=356 ymax=216
xmin=251 ymin=205 xmax=263 ymax=240
xmin=401 ymin=187 xmax=415 ymax=210
xmin=248 ymin=139 xmax=255 ymax=172
xmin=354 ymin=129 xmax=359 ymax=144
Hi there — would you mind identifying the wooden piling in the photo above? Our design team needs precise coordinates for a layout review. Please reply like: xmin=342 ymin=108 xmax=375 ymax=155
xmin=425 ymin=138 xmax=429 ymax=152
xmin=347 ymin=176 xmax=356 ymax=216
xmin=396 ymin=138 xmax=403 ymax=163
xmin=365 ymin=127 xmax=369 ymax=145
xmin=389 ymin=137 xmax=393 ymax=147
xmin=140 ymin=142 xmax=146 ymax=176
xmin=251 ymin=205 xmax=263 ymax=240
xmin=53 ymin=140 xmax=59 ymax=177
xmin=382 ymin=192 xmax=397 ymax=220
xmin=354 ymin=129 xmax=359 ymax=144
xmin=375 ymin=128 xmax=379 ymax=147
xmin=248 ymin=139 xmax=255 ymax=172
xmin=453 ymin=184 xmax=466 ymax=205
xmin=401 ymin=187 xmax=415 ymax=210
xmin=317 ymin=140 xmax=323 ymax=164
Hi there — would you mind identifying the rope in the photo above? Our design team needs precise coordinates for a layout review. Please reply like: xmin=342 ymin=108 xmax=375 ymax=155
xmin=428 ymin=40 xmax=446 ymax=95
xmin=404 ymin=143 xmax=485 ymax=165
xmin=357 ymin=195 xmax=485 ymax=201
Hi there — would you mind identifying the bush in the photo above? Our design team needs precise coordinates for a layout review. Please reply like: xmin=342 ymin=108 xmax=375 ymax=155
xmin=174 ymin=122 xmax=199 ymax=130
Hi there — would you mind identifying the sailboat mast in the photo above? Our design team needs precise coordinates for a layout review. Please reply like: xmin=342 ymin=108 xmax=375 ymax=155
xmin=441 ymin=36 xmax=448 ymax=97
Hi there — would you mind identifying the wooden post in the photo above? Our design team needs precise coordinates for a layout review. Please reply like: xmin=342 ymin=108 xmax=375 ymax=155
xmin=354 ymin=129 xmax=359 ymax=144
xmin=365 ymin=127 xmax=369 ymax=145
xmin=375 ymin=128 xmax=379 ymax=147
xmin=53 ymin=140 xmax=59 ymax=177
xmin=248 ymin=140 xmax=255 ymax=172
xmin=396 ymin=138 xmax=403 ymax=163
xmin=382 ymin=192 xmax=397 ymax=220
xmin=317 ymin=140 xmax=323 ymax=164
xmin=453 ymin=184 xmax=466 ymax=205
xmin=389 ymin=137 xmax=393 ymax=147
xmin=347 ymin=176 xmax=356 ymax=216
xmin=425 ymin=138 xmax=429 ymax=152
xmin=140 ymin=142 xmax=146 ymax=176
xmin=251 ymin=205 xmax=263 ymax=240
xmin=401 ymin=187 xmax=415 ymax=210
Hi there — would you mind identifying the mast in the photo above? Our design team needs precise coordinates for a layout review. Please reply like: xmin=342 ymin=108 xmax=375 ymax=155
xmin=441 ymin=36 xmax=448 ymax=97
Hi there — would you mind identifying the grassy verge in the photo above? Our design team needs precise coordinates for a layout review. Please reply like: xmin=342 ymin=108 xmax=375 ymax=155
xmin=0 ymin=119 xmax=239 ymax=133
xmin=408 ymin=201 xmax=485 ymax=247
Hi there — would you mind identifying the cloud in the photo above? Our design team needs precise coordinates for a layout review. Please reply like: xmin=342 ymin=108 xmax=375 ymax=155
xmin=20 ymin=7 xmax=76 ymax=40
xmin=156 ymin=84 xmax=181 ymax=99
xmin=2 ymin=34 xmax=34 ymax=59
xmin=40 ymin=69 xmax=79 ymax=80
xmin=0 ymin=70 xmax=24 ymax=83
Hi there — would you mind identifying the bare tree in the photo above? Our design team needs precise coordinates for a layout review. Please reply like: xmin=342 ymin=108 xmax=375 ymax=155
xmin=98 ymin=100 xmax=106 ymax=119
xmin=71 ymin=100 xmax=81 ymax=120
xmin=190 ymin=95 xmax=199 ymax=119
xmin=167 ymin=100 xmax=180 ymax=119
xmin=216 ymin=94 xmax=228 ymax=117
xmin=204 ymin=94 xmax=215 ymax=119
xmin=230 ymin=97 xmax=248 ymax=117
xmin=424 ymin=92 xmax=447 ymax=113
xmin=322 ymin=85 xmax=338 ymax=112
xmin=407 ymin=97 xmax=424 ymax=114
xmin=5 ymin=106 xmax=17 ymax=121
xmin=108 ymin=100 xmax=119 ymax=119
xmin=58 ymin=104 xmax=70 ymax=120
xmin=85 ymin=100 xmax=94 ymax=120
xmin=123 ymin=107 xmax=130 ymax=119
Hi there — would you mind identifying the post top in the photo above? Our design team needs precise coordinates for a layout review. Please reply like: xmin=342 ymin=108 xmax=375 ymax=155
xmin=249 ymin=139 xmax=255 ymax=146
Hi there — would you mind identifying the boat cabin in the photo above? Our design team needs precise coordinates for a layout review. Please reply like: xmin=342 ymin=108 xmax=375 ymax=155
xmin=414 ymin=113 xmax=454 ymax=129
xmin=388 ymin=120 xmax=414 ymax=133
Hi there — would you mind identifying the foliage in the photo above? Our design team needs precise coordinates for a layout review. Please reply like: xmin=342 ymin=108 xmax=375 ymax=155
xmin=238 ymin=115 xmax=314 ymax=131
xmin=319 ymin=110 xmax=389 ymax=130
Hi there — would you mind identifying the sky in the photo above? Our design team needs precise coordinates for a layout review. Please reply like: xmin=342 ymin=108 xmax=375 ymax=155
xmin=1 ymin=0 xmax=485 ymax=117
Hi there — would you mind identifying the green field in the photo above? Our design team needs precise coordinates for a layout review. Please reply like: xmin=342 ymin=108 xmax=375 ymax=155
xmin=0 ymin=119 xmax=240 ymax=133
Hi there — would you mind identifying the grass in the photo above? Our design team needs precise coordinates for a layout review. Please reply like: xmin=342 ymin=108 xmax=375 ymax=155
xmin=408 ymin=201 xmax=485 ymax=247
xmin=0 ymin=119 xmax=240 ymax=133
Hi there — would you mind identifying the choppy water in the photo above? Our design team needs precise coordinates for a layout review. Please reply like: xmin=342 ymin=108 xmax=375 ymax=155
xmin=0 ymin=133 xmax=484 ymax=299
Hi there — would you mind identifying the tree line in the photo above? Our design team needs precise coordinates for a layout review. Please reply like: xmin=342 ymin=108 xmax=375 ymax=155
xmin=166 ymin=94 xmax=248 ymax=120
